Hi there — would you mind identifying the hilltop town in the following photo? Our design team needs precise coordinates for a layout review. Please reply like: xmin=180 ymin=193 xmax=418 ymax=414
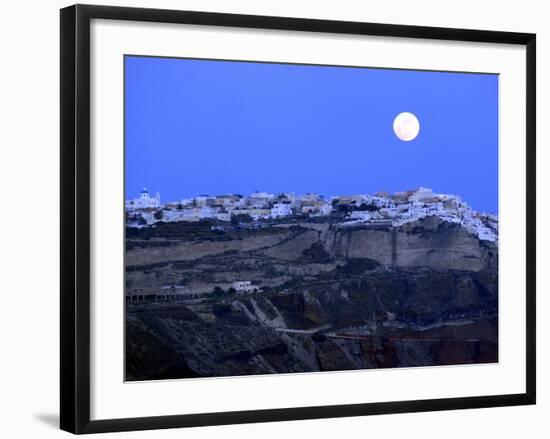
xmin=126 ymin=186 xmax=498 ymax=242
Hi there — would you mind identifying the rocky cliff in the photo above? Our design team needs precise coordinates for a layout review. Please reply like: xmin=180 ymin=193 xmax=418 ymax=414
xmin=125 ymin=216 xmax=498 ymax=380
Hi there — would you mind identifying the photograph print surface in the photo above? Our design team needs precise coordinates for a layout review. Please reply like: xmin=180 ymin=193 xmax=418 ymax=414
xmin=124 ymin=55 xmax=498 ymax=381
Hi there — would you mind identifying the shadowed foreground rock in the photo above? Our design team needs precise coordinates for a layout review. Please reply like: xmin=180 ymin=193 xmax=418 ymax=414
xmin=126 ymin=263 xmax=497 ymax=380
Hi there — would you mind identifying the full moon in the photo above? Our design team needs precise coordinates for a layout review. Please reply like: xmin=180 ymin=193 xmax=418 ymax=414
xmin=393 ymin=112 xmax=420 ymax=141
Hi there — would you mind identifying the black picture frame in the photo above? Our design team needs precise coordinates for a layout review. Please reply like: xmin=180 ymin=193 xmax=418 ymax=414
xmin=60 ymin=4 xmax=536 ymax=434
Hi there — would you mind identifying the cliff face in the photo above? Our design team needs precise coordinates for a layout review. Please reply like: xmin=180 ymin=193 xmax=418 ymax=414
xmin=125 ymin=216 xmax=498 ymax=381
xmin=327 ymin=216 xmax=496 ymax=272
xmin=126 ymin=216 xmax=496 ymax=273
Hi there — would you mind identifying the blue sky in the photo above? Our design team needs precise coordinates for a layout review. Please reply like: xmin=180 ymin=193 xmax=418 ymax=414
xmin=125 ymin=56 xmax=498 ymax=213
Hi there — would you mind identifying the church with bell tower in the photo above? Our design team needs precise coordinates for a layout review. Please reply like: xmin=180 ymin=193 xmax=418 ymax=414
xmin=125 ymin=188 xmax=161 ymax=210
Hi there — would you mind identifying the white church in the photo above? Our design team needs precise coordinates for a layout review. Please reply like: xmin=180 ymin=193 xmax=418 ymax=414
xmin=125 ymin=188 xmax=161 ymax=210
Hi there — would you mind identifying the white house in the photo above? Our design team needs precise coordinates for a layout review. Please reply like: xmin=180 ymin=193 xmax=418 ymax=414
xmin=215 ymin=194 xmax=243 ymax=207
xmin=125 ymin=188 xmax=161 ymax=210
xmin=271 ymin=202 xmax=292 ymax=218
xmin=199 ymin=206 xmax=219 ymax=219
xmin=278 ymin=192 xmax=296 ymax=205
xmin=379 ymin=207 xmax=399 ymax=218
xmin=349 ymin=211 xmax=372 ymax=221
xmin=299 ymin=193 xmax=323 ymax=204
xmin=195 ymin=195 xmax=216 ymax=207
xmin=248 ymin=192 xmax=274 ymax=207
xmin=316 ymin=203 xmax=333 ymax=216
xmin=409 ymin=187 xmax=436 ymax=202
xmin=231 ymin=281 xmax=257 ymax=294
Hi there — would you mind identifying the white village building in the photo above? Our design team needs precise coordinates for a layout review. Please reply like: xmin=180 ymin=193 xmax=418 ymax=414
xmin=248 ymin=191 xmax=275 ymax=208
xmin=408 ymin=187 xmax=436 ymax=202
xmin=271 ymin=202 xmax=292 ymax=218
xmin=349 ymin=211 xmax=372 ymax=221
xmin=231 ymin=281 xmax=257 ymax=294
xmin=125 ymin=188 xmax=161 ymax=210
xmin=194 ymin=195 xmax=215 ymax=207
xmin=315 ymin=203 xmax=333 ymax=216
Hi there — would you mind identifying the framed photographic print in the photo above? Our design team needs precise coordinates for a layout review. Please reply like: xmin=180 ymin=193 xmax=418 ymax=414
xmin=60 ymin=4 xmax=536 ymax=434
